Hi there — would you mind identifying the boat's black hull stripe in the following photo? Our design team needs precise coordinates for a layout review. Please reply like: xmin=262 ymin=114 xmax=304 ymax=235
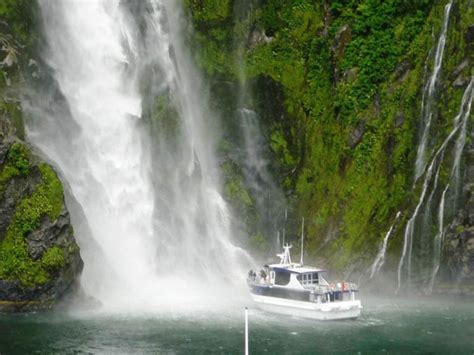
xmin=250 ymin=285 xmax=310 ymax=302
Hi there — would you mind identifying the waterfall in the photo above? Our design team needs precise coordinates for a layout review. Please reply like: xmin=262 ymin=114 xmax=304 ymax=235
xmin=452 ymin=78 xmax=474 ymax=201
xmin=25 ymin=0 xmax=251 ymax=311
xmin=369 ymin=211 xmax=401 ymax=279
xmin=414 ymin=0 xmax=453 ymax=181
xmin=427 ymin=78 xmax=473 ymax=293
xmin=397 ymin=79 xmax=473 ymax=293
xmin=239 ymin=108 xmax=283 ymax=234
xmin=427 ymin=183 xmax=449 ymax=294
xmin=232 ymin=0 xmax=285 ymax=239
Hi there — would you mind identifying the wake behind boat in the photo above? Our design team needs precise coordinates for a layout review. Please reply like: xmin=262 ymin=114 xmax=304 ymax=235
xmin=247 ymin=244 xmax=362 ymax=320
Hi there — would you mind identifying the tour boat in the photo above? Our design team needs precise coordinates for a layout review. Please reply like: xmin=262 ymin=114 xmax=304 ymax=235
xmin=247 ymin=244 xmax=362 ymax=320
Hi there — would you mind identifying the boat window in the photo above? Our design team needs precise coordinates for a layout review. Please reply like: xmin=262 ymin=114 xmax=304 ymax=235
xmin=297 ymin=273 xmax=319 ymax=285
xmin=274 ymin=271 xmax=290 ymax=286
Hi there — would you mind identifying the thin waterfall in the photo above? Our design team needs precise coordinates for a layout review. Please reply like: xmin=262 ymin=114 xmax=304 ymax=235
xmin=452 ymin=78 xmax=474 ymax=201
xmin=369 ymin=211 xmax=401 ymax=279
xmin=397 ymin=79 xmax=474 ymax=293
xmin=25 ymin=0 xmax=251 ymax=310
xmin=239 ymin=107 xmax=283 ymax=234
xmin=427 ymin=78 xmax=473 ymax=293
xmin=233 ymin=0 xmax=285 ymax=238
xmin=397 ymin=122 xmax=453 ymax=291
xmin=414 ymin=0 xmax=453 ymax=180
xmin=427 ymin=183 xmax=449 ymax=294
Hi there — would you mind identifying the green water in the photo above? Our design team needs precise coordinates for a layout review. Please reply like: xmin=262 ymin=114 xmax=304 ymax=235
xmin=0 ymin=296 xmax=473 ymax=354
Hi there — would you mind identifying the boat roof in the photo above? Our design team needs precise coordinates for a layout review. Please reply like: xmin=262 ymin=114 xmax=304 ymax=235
xmin=268 ymin=264 xmax=326 ymax=274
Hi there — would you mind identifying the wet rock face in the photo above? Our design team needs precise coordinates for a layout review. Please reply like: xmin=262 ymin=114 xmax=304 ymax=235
xmin=442 ymin=130 xmax=474 ymax=293
xmin=0 ymin=142 xmax=83 ymax=312
xmin=0 ymin=106 xmax=83 ymax=312
xmin=0 ymin=7 xmax=84 ymax=312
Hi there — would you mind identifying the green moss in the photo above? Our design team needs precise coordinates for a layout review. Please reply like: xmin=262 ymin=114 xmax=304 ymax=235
xmin=0 ymin=161 xmax=65 ymax=287
xmin=0 ymin=142 xmax=30 ymax=195
xmin=41 ymin=246 xmax=65 ymax=270
xmin=186 ymin=0 xmax=471 ymax=271
xmin=0 ymin=0 xmax=38 ymax=47
xmin=185 ymin=0 xmax=232 ymax=22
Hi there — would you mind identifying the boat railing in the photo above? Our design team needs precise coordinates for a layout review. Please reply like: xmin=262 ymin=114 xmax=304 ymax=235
xmin=309 ymin=282 xmax=358 ymax=294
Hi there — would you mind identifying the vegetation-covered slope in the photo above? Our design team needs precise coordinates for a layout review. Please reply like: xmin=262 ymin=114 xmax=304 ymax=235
xmin=184 ymin=0 xmax=473 ymax=288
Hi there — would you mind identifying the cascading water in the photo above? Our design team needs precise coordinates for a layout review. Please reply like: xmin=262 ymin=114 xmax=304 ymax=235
xmin=427 ymin=78 xmax=473 ymax=293
xmin=25 ymin=0 xmax=251 ymax=311
xmin=427 ymin=183 xmax=449 ymax=293
xmin=369 ymin=211 xmax=401 ymax=279
xmin=414 ymin=0 xmax=453 ymax=181
xmin=232 ymin=0 xmax=285 ymax=240
xmin=397 ymin=78 xmax=474 ymax=293
xmin=238 ymin=108 xmax=283 ymax=236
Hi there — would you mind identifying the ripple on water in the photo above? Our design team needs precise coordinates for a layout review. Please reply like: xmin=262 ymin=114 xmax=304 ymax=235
xmin=0 ymin=296 xmax=473 ymax=353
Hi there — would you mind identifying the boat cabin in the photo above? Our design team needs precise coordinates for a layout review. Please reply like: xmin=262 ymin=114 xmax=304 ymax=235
xmin=248 ymin=245 xmax=358 ymax=303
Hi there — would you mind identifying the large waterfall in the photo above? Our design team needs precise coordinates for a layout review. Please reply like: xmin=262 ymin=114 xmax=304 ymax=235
xmin=25 ymin=0 xmax=251 ymax=311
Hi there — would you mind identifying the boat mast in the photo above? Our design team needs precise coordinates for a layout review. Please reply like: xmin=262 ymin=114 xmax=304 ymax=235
xmin=300 ymin=217 xmax=304 ymax=265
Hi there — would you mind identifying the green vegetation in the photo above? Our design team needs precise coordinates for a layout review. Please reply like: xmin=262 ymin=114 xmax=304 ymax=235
xmin=0 ymin=142 xmax=30 ymax=195
xmin=0 ymin=144 xmax=66 ymax=287
xmin=41 ymin=246 xmax=65 ymax=270
xmin=0 ymin=0 xmax=37 ymax=46
xmin=185 ymin=0 xmax=472 ymax=270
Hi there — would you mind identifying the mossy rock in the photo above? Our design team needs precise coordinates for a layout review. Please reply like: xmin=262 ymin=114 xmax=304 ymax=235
xmin=0 ymin=141 xmax=83 ymax=312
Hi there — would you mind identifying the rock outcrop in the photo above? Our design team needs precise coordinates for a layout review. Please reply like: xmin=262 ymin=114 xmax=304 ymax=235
xmin=0 ymin=7 xmax=83 ymax=312
xmin=0 ymin=113 xmax=83 ymax=312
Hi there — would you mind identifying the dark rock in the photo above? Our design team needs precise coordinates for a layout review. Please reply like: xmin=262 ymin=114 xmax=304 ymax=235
xmin=465 ymin=25 xmax=474 ymax=45
xmin=333 ymin=24 xmax=351 ymax=61
xmin=26 ymin=207 xmax=71 ymax=260
xmin=0 ymin=142 xmax=83 ymax=313
xmin=333 ymin=25 xmax=352 ymax=83
xmin=348 ymin=120 xmax=366 ymax=149
xmin=395 ymin=112 xmax=405 ymax=128
xmin=450 ymin=59 xmax=469 ymax=79
xmin=453 ymin=76 xmax=470 ymax=88
xmin=394 ymin=60 xmax=412 ymax=81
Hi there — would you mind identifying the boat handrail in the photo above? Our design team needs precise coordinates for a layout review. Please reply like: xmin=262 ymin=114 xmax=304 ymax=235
xmin=307 ymin=282 xmax=358 ymax=294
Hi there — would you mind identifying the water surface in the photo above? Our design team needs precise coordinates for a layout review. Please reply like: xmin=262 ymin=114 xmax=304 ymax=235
xmin=1 ymin=295 xmax=473 ymax=353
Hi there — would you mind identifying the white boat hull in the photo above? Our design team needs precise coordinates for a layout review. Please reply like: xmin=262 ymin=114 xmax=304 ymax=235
xmin=251 ymin=294 xmax=362 ymax=320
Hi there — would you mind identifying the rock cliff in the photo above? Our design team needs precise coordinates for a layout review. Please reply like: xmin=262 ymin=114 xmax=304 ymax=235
xmin=0 ymin=2 xmax=83 ymax=312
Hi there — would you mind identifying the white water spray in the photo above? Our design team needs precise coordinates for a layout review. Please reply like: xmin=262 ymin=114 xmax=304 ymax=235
xmin=427 ymin=78 xmax=473 ymax=293
xmin=427 ymin=183 xmax=449 ymax=294
xmin=452 ymin=78 xmax=474 ymax=198
xmin=369 ymin=211 xmax=401 ymax=279
xmin=414 ymin=1 xmax=453 ymax=180
xmin=397 ymin=78 xmax=473 ymax=293
xmin=26 ymin=0 xmax=251 ymax=311
xmin=398 ymin=117 xmax=458 ymax=292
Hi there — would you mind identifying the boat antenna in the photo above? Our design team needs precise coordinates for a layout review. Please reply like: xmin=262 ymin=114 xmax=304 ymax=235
xmin=300 ymin=217 xmax=304 ymax=265
xmin=277 ymin=229 xmax=280 ymax=250
xmin=282 ymin=208 xmax=287 ymax=246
